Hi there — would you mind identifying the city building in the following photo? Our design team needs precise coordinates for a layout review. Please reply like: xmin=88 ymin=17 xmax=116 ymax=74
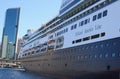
xmin=15 ymin=38 xmax=23 ymax=60
xmin=0 ymin=43 xmax=1 ymax=58
xmin=0 ymin=8 xmax=20 ymax=60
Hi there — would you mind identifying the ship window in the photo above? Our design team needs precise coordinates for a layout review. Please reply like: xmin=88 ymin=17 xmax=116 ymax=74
xmin=91 ymin=34 xmax=100 ymax=39
xmin=81 ymin=55 xmax=84 ymax=59
xmin=76 ymin=39 xmax=82 ymax=43
xmin=90 ymin=55 xmax=93 ymax=59
xmin=103 ymin=10 xmax=107 ymax=17
xmin=63 ymin=29 xmax=66 ymax=33
xmin=106 ymin=44 xmax=109 ymax=47
xmin=85 ymin=55 xmax=88 ymax=59
xmin=79 ymin=22 xmax=81 ymax=26
xmin=28 ymin=52 xmax=30 ymax=55
xmin=81 ymin=21 xmax=84 ymax=26
xmin=88 ymin=18 xmax=90 ymax=23
xmin=95 ymin=45 xmax=98 ymax=48
xmin=32 ymin=51 xmax=35 ymax=54
xmin=72 ymin=41 xmax=75 ymax=44
xmin=36 ymin=50 xmax=40 ymax=53
xmin=38 ymin=64 xmax=40 ymax=66
xmin=79 ymin=18 xmax=90 ymax=26
xmin=94 ymin=55 xmax=97 ymax=58
xmin=105 ymin=53 xmax=109 ymax=58
xmin=119 ymin=53 xmax=120 ymax=57
xmin=112 ymin=53 xmax=116 ymax=57
xmin=85 ymin=19 xmax=88 ymax=24
xmin=101 ymin=32 xmax=105 ymax=37
xmin=98 ymin=13 xmax=102 ymax=19
xmin=65 ymin=63 xmax=67 ymax=67
xmin=93 ymin=15 xmax=97 ymax=21
xmin=25 ymin=53 xmax=27 ymax=56
xmin=83 ymin=36 xmax=90 ymax=41
xmin=77 ymin=56 xmax=80 ymax=60
xmin=74 ymin=24 xmax=77 ymax=29
xmin=66 ymin=28 xmax=68 ymax=32
xmin=100 ymin=44 xmax=104 ymax=48
xmin=71 ymin=25 xmax=73 ymax=30
xmin=71 ymin=24 xmax=77 ymax=30
xmin=113 ymin=42 xmax=116 ymax=46
xmin=99 ymin=54 xmax=103 ymax=58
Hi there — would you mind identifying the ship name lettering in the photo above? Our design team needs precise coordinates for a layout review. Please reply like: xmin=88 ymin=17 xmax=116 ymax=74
xmin=95 ymin=25 xmax=102 ymax=30
xmin=84 ymin=27 xmax=94 ymax=33
xmin=75 ymin=30 xmax=83 ymax=36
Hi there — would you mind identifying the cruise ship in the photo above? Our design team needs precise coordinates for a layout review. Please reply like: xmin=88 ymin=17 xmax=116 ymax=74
xmin=18 ymin=0 xmax=120 ymax=77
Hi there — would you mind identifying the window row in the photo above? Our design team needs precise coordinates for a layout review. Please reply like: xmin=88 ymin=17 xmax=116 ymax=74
xmin=93 ymin=10 xmax=108 ymax=21
xmin=51 ymin=52 xmax=120 ymax=61
xmin=71 ymin=24 xmax=77 ymax=30
xmin=72 ymin=32 xmax=105 ymax=44
xmin=76 ymin=53 xmax=120 ymax=60
xmin=56 ymin=28 xmax=68 ymax=36
xmin=79 ymin=18 xmax=90 ymax=26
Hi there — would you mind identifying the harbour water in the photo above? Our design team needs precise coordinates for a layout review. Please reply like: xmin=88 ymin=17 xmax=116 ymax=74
xmin=0 ymin=68 xmax=59 ymax=79
xmin=0 ymin=68 xmax=119 ymax=79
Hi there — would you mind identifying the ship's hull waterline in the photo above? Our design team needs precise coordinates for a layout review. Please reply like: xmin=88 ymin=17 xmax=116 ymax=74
xmin=20 ymin=37 xmax=120 ymax=77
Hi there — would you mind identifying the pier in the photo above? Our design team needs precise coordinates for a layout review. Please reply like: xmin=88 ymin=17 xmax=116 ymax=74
xmin=0 ymin=59 xmax=21 ymax=68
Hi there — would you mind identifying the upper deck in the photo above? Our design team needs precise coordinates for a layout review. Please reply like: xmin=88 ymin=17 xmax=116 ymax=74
xmin=60 ymin=0 xmax=84 ymax=15
xmin=22 ymin=0 xmax=113 ymax=46
xmin=19 ymin=0 xmax=120 ymax=58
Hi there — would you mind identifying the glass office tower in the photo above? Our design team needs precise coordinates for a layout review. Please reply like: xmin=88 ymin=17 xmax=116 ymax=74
xmin=1 ymin=8 xmax=20 ymax=59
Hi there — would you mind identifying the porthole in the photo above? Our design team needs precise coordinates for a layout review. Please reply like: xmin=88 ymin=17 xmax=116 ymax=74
xmin=85 ymin=55 xmax=88 ymax=59
xmin=99 ymin=54 xmax=103 ymax=58
xmin=72 ymin=41 xmax=75 ymax=44
xmin=113 ymin=42 xmax=116 ymax=45
xmin=38 ymin=64 xmax=40 ymax=66
xmin=90 ymin=55 xmax=93 ymax=59
xmin=81 ymin=55 xmax=84 ymax=59
xmin=82 ymin=47 xmax=85 ymax=50
xmin=77 ymin=56 xmax=80 ymax=60
xmin=106 ymin=44 xmax=109 ymax=47
xmin=100 ymin=45 xmax=104 ymax=48
xmin=105 ymin=53 xmax=109 ymax=58
xmin=94 ymin=55 xmax=97 ymax=58
xmin=95 ymin=45 xmax=98 ymax=48
xmin=65 ymin=63 xmax=67 ymax=67
xmin=119 ymin=53 xmax=120 ymax=57
xmin=91 ymin=46 xmax=94 ymax=49
xmin=86 ymin=47 xmax=89 ymax=49
xmin=112 ymin=53 xmax=116 ymax=57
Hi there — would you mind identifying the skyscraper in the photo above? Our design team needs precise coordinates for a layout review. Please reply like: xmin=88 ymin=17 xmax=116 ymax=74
xmin=0 ymin=42 xmax=1 ymax=58
xmin=0 ymin=8 xmax=20 ymax=60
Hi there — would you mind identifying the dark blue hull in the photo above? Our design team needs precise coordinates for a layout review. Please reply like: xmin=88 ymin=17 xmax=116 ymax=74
xmin=21 ymin=37 xmax=120 ymax=78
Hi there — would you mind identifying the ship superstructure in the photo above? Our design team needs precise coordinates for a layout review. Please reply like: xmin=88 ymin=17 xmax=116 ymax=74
xmin=18 ymin=0 xmax=120 ymax=77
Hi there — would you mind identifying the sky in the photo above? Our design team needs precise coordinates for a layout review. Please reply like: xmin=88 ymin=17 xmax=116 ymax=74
xmin=0 ymin=0 xmax=62 ymax=42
